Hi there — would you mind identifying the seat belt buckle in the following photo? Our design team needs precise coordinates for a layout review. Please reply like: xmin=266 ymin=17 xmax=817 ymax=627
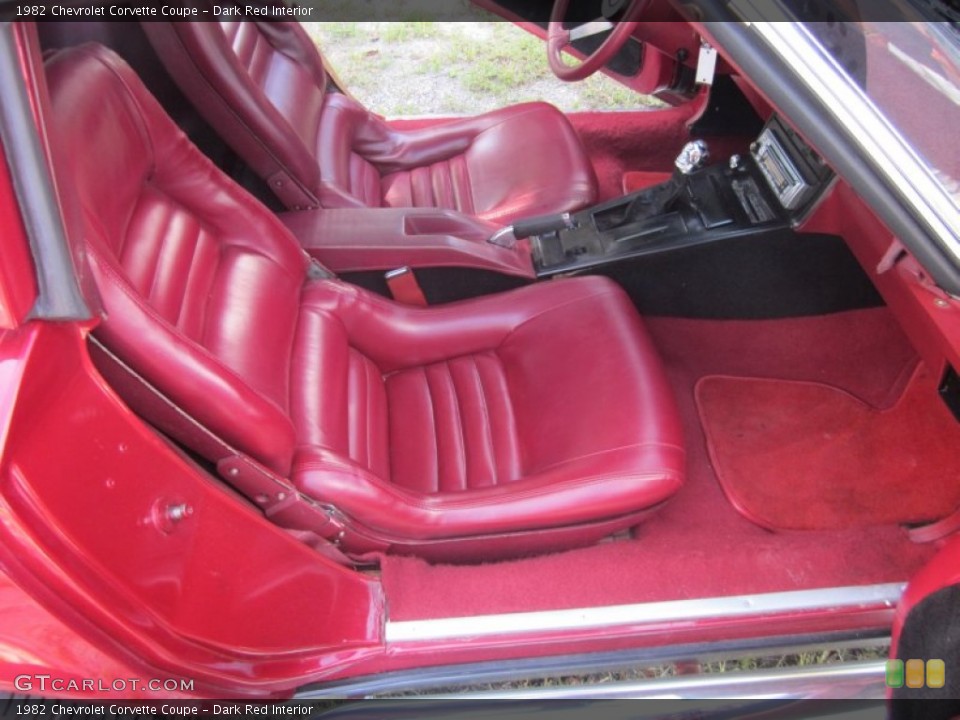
xmin=385 ymin=266 xmax=428 ymax=306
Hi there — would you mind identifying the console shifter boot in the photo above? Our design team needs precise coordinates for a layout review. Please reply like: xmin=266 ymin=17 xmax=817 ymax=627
xmin=596 ymin=179 xmax=683 ymax=231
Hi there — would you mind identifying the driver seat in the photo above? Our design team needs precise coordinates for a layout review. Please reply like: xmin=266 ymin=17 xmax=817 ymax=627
xmin=143 ymin=17 xmax=598 ymax=223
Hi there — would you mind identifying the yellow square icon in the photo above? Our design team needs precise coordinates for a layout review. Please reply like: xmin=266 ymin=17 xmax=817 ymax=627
xmin=927 ymin=659 xmax=946 ymax=689
xmin=906 ymin=659 xmax=925 ymax=688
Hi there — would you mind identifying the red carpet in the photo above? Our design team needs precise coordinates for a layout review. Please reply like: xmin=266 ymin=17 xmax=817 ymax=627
xmin=382 ymin=308 xmax=936 ymax=621
xmin=622 ymin=171 xmax=672 ymax=194
xmin=697 ymin=366 xmax=960 ymax=530
xmin=567 ymin=109 xmax=753 ymax=201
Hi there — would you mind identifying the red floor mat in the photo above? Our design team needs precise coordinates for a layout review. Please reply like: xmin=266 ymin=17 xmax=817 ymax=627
xmin=696 ymin=364 xmax=960 ymax=531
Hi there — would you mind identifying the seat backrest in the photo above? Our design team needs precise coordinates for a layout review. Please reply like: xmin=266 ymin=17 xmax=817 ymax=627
xmin=143 ymin=13 xmax=329 ymax=209
xmin=46 ymin=43 xmax=309 ymax=474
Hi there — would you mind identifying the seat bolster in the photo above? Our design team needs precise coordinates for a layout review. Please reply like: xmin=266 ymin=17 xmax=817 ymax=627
xmin=316 ymin=92 xmax=480 ymax=209
xmin=88 ymin=251 xmax=297 ymax=475
xmin=459 ymin=103 xmax=597 ymax=222
xmin=300 ymin=280 xmax=517 ymax=373
xmin=496 ymin=278 xmax=686 ymax=476
xmin=293 ymin=444 xmax=682 ymax=542
xmin=348 ymin=98 xmax=480 ymax=174
xmin=314 ymin=94 xmax=388 ymax=209
xmin=299 ymin=277 xmax=628 ymax=374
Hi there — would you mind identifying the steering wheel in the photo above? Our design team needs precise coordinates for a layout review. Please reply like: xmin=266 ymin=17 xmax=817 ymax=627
xmin=547 ymin=0 xmax=650 ymax=81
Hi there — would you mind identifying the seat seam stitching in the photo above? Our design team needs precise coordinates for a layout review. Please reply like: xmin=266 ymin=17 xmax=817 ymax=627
xmin=529 ymin=440 xmax=687 ymax=476
xmin=445 ymin=360 xmax=468 ymax=492
xmin=293 ymin=464 xmax=683 ymax=510
xmin=471 ymin=354 xmax=497 ymax=487
xmin=422 ymin=365 xmax=440 ymax=494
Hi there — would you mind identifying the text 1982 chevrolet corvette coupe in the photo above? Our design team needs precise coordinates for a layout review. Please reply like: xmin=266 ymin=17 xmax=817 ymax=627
xmin=0 ymin=0 xmax=959 ymax=707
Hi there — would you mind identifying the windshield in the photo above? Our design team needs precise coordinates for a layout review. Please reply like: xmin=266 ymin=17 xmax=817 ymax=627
xmin=800 ymin=12 xmax=960 ymax=218
xmin=862 ymin=21 xmax=960 ymax=208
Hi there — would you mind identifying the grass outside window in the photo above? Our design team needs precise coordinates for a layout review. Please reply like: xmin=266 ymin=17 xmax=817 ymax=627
xmin=305 ymin=20 xmax=663 ymax=116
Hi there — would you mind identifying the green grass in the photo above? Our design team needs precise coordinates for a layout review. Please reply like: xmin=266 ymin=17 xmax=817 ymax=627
xmin=342 ymin=49 xmax=391 ymax=91
xmin=448 ymin=26 xmax=546 ymax=101
xmin=380 ymin=22 xmax=438 ymax=42
xmin=575 ymin=77 xmax=661 ymax=110
xmin=314 ymin=22 xmax=362 ymax=40
xmin=306 ymin=20 xmax=662 ymax=116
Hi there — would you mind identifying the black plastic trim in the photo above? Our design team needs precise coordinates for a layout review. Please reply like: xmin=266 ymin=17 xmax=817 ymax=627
xmin=938 ymin=364 xmax=960 ymax=423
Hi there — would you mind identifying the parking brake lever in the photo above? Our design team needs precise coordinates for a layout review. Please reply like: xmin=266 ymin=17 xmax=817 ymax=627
xmin=488 ymin=212 xmax=576 ymax=248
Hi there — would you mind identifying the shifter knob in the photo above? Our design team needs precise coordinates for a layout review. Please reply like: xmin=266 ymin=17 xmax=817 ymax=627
xmin=674 ymin=140 xmax=710 ymax=175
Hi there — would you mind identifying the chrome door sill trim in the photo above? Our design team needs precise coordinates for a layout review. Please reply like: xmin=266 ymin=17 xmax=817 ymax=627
xmin=427 ymin=659 xmax=889 ymax=700
xmin=298 ymin=633 xmax=889 ymax=699
xmin=385 ymin=583 xmax=905 ymax=643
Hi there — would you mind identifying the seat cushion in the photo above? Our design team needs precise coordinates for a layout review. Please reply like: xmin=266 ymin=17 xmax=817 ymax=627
xmin=290 ymin=276 xmax=685 ymax=555
xmin=377 ymin=103 xmax=598 ymax=223
xmin=318 ymin=96 xmax=598 ymax=224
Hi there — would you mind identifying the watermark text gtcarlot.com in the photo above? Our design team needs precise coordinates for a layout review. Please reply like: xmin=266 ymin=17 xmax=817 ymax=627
xmin=14 ymin=674 xmax=195 ymax=693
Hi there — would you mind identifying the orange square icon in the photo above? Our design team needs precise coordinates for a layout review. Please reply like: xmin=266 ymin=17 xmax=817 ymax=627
xmin=905 ymin=659 xmax=925 ymax=688
xmin=927 ymin=659 xmax=946 ymax=689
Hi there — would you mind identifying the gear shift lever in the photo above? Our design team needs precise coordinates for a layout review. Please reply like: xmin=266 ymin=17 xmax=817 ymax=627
xmin=610 ymin=140 xmax=712 ymax=228
xmin=674 ymin=140 xmax=711 ymax=177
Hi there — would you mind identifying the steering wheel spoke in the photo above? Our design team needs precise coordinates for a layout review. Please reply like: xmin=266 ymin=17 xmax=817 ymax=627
xmin=568 ymin=19 xmax=615 ymax=43
xmin=547 ymin=0 xmax=648 ymax=81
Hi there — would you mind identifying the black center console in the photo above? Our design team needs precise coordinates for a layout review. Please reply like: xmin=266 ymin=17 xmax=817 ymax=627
xmin=532 ymin=115 xmax=834 ymax=279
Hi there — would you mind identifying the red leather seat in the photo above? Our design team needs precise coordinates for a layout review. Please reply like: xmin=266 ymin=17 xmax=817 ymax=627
xmin=143 ymin=19 xmax=598 ymax=223
xmin=46 ymin=44 xmax=684 ymax=561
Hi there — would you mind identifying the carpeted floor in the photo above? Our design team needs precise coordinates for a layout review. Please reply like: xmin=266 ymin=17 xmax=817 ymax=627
xmin=567 ymin=108 xmax=695 ymax=201
xmin=382 ymin=307 xmax=938 ymax=621
xmin=567 ymin=109 xmax=754 ymax=201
